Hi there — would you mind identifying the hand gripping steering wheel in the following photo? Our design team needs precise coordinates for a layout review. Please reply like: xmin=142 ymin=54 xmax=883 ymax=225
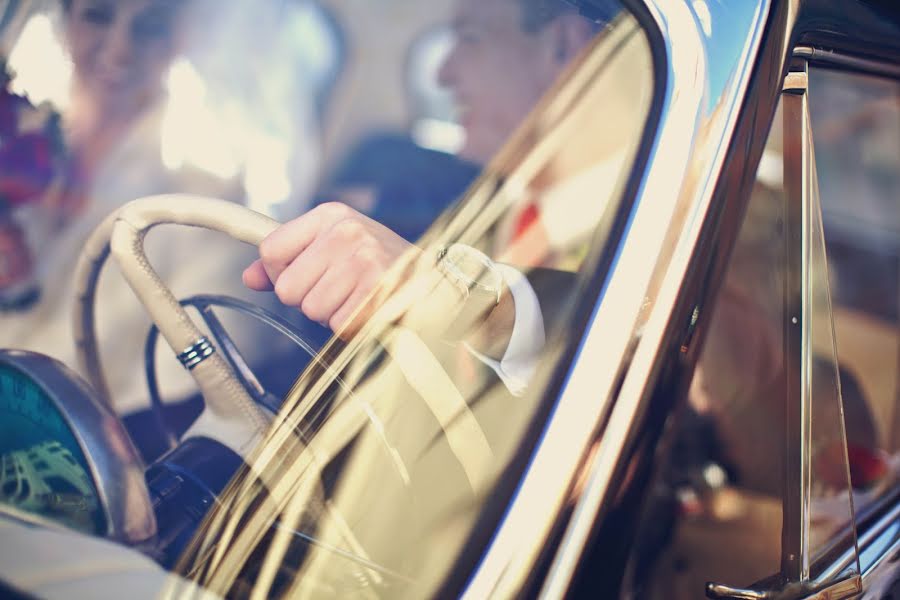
xmin=68 ymin=195 xmax=501 ymax=587
xmin=72 ymin=195 xmax=283 ymax=458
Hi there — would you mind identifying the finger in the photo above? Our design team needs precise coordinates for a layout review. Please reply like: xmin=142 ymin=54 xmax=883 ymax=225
xmin=272 ymin=220 xmax=363 ymax=306
xmin=296 ymin=241 xmax=381 ymax=328
xmin=258 ymin=202 xmax=356 ymax=280
xmin=299 ymin=261 xmax=358 ymax=325
xmin=330 ymin=272 xmax=382 ymax=337
xmin=273 ymin=247 xmax=328 ymax=308
xmin=242 ymin=260 xmax=275 ymax=291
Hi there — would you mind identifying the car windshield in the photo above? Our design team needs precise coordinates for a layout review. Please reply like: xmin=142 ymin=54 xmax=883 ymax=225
xmin=0 ymin=0 xmax=656 ymax=597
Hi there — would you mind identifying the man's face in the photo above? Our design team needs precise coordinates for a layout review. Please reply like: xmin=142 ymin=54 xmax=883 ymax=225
xmin=438 ymin=0 xmax=559 ymax=165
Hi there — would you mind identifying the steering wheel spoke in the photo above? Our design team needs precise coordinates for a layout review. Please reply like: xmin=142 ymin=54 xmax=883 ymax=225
xmin=145 ymin=294 xmax=326 ymax=443
xmin=196 ymin=300 xmax=268 ymax=405
xmin=73 ymin=195 xmax=302 ymax=459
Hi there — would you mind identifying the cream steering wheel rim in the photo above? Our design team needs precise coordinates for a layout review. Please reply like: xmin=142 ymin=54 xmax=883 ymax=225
xmin=72 ymin=194 xmax=280 ymax=457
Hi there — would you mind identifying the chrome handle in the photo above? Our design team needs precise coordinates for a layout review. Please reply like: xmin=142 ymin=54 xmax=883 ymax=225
xmin=706 ymin=573 xmax=861 ymax=600
xmin=706 ymin=583 xmax=771 ymax=600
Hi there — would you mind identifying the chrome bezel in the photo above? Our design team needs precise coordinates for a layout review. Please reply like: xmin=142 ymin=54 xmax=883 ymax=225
xmin=0 ymin=349 xmax=156 ymax=544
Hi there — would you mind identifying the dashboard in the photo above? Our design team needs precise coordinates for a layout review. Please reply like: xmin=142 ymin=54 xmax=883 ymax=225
xmin=0 ymin=361 xmax=104 ymax=534
xmin=0 ymin=350 xmax=156 ymax=544
xmin=0 ymin=349 xmax=248 ymax=569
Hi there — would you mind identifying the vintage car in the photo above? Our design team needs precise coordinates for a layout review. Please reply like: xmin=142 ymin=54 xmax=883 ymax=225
xmin=0 ymin=0 xmax=897 ymax=598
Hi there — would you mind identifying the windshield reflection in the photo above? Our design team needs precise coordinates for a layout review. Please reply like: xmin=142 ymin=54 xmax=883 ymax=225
xmin=0 ymin=0 xmax=656 ymax=597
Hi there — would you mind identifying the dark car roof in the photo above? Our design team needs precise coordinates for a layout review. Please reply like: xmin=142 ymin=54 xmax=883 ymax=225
xmin=796 ymin=0 xmax=900 ymax=64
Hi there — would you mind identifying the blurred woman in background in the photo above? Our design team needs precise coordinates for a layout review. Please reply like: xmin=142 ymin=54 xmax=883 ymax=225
xmin=0 ymin=0 xmax=263 ymax=438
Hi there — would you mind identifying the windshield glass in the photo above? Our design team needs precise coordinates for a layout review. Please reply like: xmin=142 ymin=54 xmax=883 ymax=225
xmin=0 ymin=0 xmax=655 ymax=597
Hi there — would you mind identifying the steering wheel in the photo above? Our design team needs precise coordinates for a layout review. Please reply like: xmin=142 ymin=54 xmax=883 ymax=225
xmin=143 ymin=294 xmax=325 ymax=450
xmin=65 ymin=195 xmax=502 ymax=592
xmin=72 ymin=194 xmax=287 ymax=458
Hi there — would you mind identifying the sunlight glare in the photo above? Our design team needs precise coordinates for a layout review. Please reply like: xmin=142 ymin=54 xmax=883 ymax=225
xmin=7 ymin=14 xmax=71 ymax=110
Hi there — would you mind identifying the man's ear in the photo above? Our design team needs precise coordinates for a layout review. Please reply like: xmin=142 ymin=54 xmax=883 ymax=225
xmin=535 ymin=14 xmax=595 ymax=84
xmin=549 ymin=14 xmax=595 ymax=65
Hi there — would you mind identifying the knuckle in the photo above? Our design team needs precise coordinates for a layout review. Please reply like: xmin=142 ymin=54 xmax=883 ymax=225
xmin=362 ymin=269 xmax=382 ymax=288
xmin=274 ymin=277 xmax=297 ymax=305
xmin=301 ymin=294 xmax=328 ymax=322
xmin=333 ymin=218 xmax=366 ymax=241
xmin=353 ymin=244 xmax=383 ymax=269
xmin=258 ymin=236 xmax=282 ymax=265
xmin=318 ymin=201 xmax=351 ymax=219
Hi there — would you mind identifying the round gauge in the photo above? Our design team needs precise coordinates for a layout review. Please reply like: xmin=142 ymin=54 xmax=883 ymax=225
xmin=0 ymin=363 xmax=105 ymax=534
xmin=0 ymin=350 xmax=156 ymax=543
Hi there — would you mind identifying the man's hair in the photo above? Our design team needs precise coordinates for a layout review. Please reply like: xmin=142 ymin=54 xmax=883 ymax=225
xmin=518 ymin=0 xmax=620 ymax=33
xmin=518 ymin=0 xmax=577 ymax=32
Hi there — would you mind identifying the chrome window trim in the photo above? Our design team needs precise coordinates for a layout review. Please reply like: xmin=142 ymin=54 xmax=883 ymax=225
xmin=459 ymin=0 xmax=776 ymax=597
xmin=542 ymin=0 xmax=777 ymax=594
xmin=781 ymin=59 xmax=812 ymax=582
xmin=794 ymin=46 xmax=900 ymax=80
xmin=860 ymin=511 xmax=900 ymax=582
xmin=816 ymin=497 xmax=900 ymax=584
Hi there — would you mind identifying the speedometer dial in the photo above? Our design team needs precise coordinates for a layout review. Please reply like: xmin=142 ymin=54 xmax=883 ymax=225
xmin=0 ymin=350 xmax=155 ymax=543
xmin=0 ymin=364 xmax=105 ymax=534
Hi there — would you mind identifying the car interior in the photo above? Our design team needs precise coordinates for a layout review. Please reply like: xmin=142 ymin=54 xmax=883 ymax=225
xmin=0 ymin=1 xmax=895 ymax=598
xmin=632 ymin=65 xmax=900 ymax=599
xmin=0 ymin=0 xmax=659 ymax=596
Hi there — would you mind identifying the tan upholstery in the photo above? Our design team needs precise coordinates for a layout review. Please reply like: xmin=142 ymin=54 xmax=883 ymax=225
xmin=72 ymin=195 xmax=279 ymax=456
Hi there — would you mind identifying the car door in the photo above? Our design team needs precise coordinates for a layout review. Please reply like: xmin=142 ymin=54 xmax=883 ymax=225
xmin=801 ymin=53 xmax=900 ymax=600
xmin=606 ymin=7 xmax=900 ymax=600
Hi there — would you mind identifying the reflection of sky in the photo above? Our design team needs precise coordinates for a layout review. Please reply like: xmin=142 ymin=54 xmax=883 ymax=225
xmin=408 ymin=27 xmax=456 ymax=122
xmin=408 ymin=27 xmax=465 ymax=153
xmin=689 ymin=0 xmax=765 ymax=110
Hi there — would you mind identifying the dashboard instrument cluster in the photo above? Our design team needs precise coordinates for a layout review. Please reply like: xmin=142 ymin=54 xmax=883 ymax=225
xmin=0 ymin=351 xmax=156 ymax=543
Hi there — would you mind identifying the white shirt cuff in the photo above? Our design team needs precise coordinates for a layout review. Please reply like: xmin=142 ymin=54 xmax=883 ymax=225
xmin=466 ymin=264 xmax=545 ymax=396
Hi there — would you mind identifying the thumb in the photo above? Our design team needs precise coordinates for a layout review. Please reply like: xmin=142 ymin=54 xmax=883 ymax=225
xmin=242 ymin=259 xmax=275 ymax=291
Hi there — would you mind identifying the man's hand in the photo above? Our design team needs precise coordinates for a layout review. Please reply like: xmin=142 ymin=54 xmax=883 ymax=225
xmin=243 ymin=202 xmax=418 ymax=335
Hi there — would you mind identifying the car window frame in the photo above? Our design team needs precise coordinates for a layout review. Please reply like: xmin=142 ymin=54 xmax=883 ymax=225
xmin=795 ymin=48 xmax=900 ymax=592
xmin=585 ymin=1 xmax=900 ymax=598
xmin=674 ymin=44 xmax=899 ymax=600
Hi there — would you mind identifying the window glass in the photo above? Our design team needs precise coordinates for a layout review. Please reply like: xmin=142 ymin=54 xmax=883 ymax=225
xmin=808 ymin=69 xmax=900 ymax=523
xmin=807 ymin=143 xmax=858 ymax=574
xmin=632 ymin=66 xmax=900 ymax=598
xmin=631 ymin=132 xmax=788 ymax=599
xmin=0 ymin=0 xmax=657 ymax=597
xmin=172 ymin=5 xmax=656 ymax=598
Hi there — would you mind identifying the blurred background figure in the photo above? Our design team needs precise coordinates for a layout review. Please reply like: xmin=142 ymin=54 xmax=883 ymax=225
xmin=0 ymin=0 xmax=321 ymax=440
xmin=304 ymin=0 xmax=475 ymax=243
xmin=0 ymin=60 xmax=63 ymax=311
